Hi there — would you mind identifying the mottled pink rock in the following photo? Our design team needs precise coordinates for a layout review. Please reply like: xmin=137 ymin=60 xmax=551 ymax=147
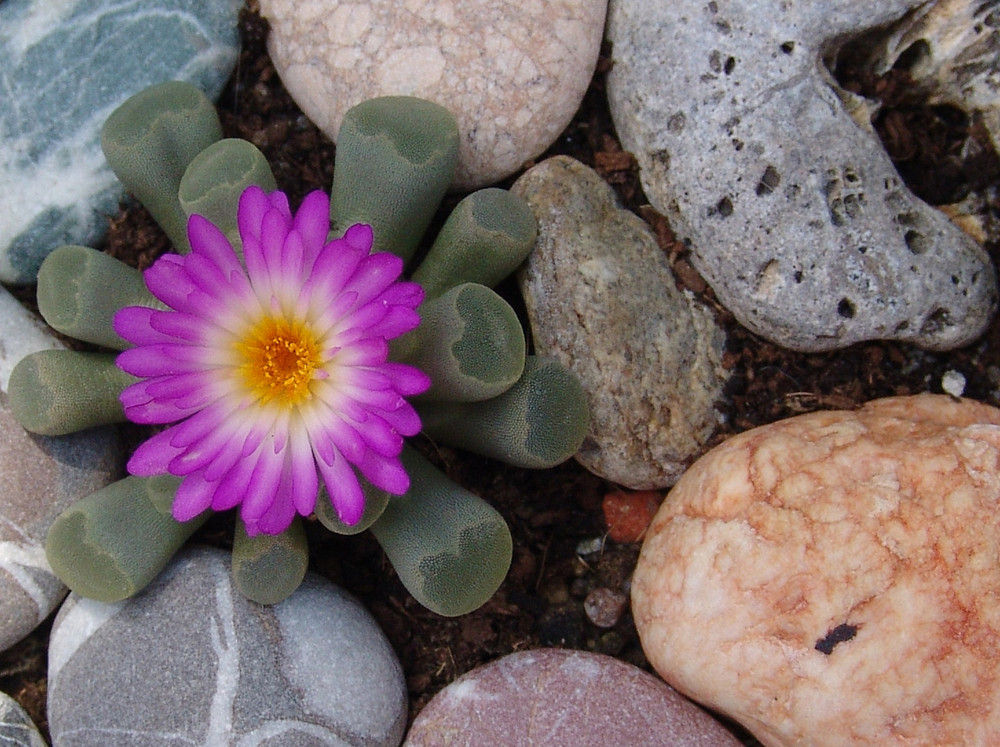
xmin=259 ymin=0 xmax=606 ymax=189
xmin=633 ymin=394 xmax=1000 ymax=745
xmin=404 ymin=648 xmax=740 ymax=746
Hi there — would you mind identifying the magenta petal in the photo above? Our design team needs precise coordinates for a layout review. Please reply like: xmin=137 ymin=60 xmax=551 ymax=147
xmin=293 ymin=191 xmax=330 ymax=261
xmin=188 ymin=213 xmax=242 ymax=275
xmin=125 ymin=394 xmax=202 ymax=425
xmin=289 ymin=429 xmax=319 ymax=516
xmin=356 ymin=451 xmax=410 ymax=495
xmin=145 ymin=310 xmax=211 ymax=344
xmin=374 ymin=401 xmax=423 ymax=437
xmin=240 ymin=447 xmax=284 ymax=522
xmin=260 ymin=205 xmax=292 ymax=277
xmin=381 ymin=280 xmax=424 ymax=308
xmin=210 ymin=448 xmax=258 ymax=511
xmin=237 ymin=186 xmax=269 ymax=243
xmin=333 ymin=338 xmax=389 ymax=367
xmin=316 ymin=450 xmax=365 ymax=525
xmin=368 ymin=306 xmax=421 ymax=340
xmin=280 ymin=229 xmax=306 ymax=287
xmin=355 ymin=412 xmax=404 ymax=457
xmin=252 ymin=485 xmax=296 ymax=535
xmin=304 ymin=240 xmax=367 ymax=301
xmin=116 ymin=344 xmax=208 ymax=377
xmin=113 ymin=306 xmax=171 ymax=346
xmin=342 ymin=223 xmax=373 ymax=253
xmin=381 ymin=362 xmax=432 ymax=396
xmin=344 ymin=253 xmax=404 ymax=307
xmin=172 ymin=473 xmax=214 ymax=522
xmin=127 ymin=427 xmax=185 ymax=476
xmin=168 ymin=420 xmax=241 ymax=476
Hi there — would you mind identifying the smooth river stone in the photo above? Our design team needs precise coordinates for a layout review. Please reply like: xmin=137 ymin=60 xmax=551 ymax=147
xmin=0 ymin=287 xmax=120 ymax=654
xmin=512 ymin=156 xmax=729 ymax=489
xmin=633 ymin=394 xmax=1000 ymax=745
xmin=0 ymin=692 xmax=45 ymax=747
xmin=0 ymin=0 xmax=241 ymax=284
xmin=48 ymin=546 xmax=408 ymax=747
xmin=404 ymin=648 xmax=741 ymax=746
xmin=260 ymin=0 xmax=607 ymax=189
xmin=606 ymin=0 xmax=997 ymax=352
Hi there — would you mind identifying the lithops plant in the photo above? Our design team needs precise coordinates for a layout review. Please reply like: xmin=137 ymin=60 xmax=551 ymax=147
xmin=9 ymin=82 xmax=589 ymax=615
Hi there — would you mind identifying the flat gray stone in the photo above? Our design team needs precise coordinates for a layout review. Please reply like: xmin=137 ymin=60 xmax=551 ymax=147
xmin=48 ymin=546 xmax=408 ymax=747
xmin=512 ymin=156 xmax=729 ymax=489
xmin=0 ymin=692 xmax=45 ymax=747
xmin=0 ymin=287 xmax=120 ymax=654
xmin=404 ymin=648 xmax=741 ymax=746
xmin=606 ymin=0 xmax=997 ymax=352
xmin=0 ymin=0 xmax=241 ymax=284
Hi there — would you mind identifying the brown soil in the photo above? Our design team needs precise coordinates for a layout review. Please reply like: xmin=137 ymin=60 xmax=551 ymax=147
xmin=2 ymin=3 xmax=998 ymax=744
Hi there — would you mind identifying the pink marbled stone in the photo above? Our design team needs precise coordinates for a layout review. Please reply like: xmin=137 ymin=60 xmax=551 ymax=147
xmin=259 ymin=0 xmax=606 ymax=188
xmin=404 ymin=648 xmax=740 ymax=746
xmin=633 ymin=394 xmax=1000 ymax=745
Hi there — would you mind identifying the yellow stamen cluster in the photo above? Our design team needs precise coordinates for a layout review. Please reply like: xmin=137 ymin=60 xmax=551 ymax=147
xmin=235 ymin=316 xmax=323 ymax=407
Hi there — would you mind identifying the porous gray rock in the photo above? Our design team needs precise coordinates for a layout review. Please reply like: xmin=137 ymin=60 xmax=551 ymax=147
xmin=0 ymin=692 xmax=45 ymax=747
xmin=606 ymin=0 xmax=998 ymax=352
xmin=0 ymin=287 xmax=120 ymax=654
xmin=48 ymin=547 xmax=408 ymax=747
xmin=512 ymin=156 xmax=728 ymax=489
xmin=0 ymin=0 xmax=240 ymax=284
xmin=404 ymin=648 xmax=741 ymax=746
xmin=259 ymin=0 xmax=607 ymax=189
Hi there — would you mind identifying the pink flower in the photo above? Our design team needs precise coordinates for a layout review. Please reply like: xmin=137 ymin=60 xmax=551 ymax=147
xmin=114 ymin=186 xmax=430 ymax=535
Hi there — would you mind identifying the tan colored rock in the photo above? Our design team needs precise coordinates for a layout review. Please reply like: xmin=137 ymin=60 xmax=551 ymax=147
xmin=512 ymin=156 xmax=729 ymax=489
xmin=259 ymin=0 xmax=606 ymax=189
xmin=632 ymin=394 xmax=1000 ymax=745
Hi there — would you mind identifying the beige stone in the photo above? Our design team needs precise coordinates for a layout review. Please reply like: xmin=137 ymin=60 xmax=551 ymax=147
xmin=632 ymin=394 xmax=1000 ymax=745
xmin=512 ymin=156 xmax=729 ymax=489
xmin=259 ymin=0 xmax=606 ymax=188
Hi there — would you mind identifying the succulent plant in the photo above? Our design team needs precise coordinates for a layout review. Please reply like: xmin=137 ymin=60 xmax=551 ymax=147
xmin=9 ymin=81 xmax=590 ymax=615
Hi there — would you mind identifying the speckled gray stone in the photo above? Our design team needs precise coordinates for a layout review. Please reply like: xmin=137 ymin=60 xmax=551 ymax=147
xmin=512 ymin=156 xmax=728 ymax=489
xmin=48 ymin=546 xmax=408 ymax=747
xmin=0 ymin=692 xmax=45 ymax=747
xmin=0 ymin=287 xmax=120 ymax=654
xmin=404 ymin=648 xmax=741 ymax=746
xmin=0 ymin=0 xmax=241 ymax=284
xmin=606 ymin=0 xmax=997 ymax=352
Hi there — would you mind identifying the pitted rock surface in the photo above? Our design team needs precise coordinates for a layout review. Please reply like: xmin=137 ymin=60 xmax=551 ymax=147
xmin=48 ymin=547 xmax=407 ymax=746
xmin=606 ymin=0 xmax=997 ymax=351
xmin=0 ymin=288 xmax=119 ymax=654
xmin=513 ymin=156 xmax=728 ymax=489
xmin=633 ymin=394 xmax=1000 ymax=744
xmin=404 ymin=648 xmax=741 ymax=746
xmin=260 ymin=0 xmax=607 ymax=189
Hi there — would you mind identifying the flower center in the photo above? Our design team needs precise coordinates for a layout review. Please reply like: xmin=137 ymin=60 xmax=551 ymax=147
xmin=235 ymin=316 xmax=323 ymax=407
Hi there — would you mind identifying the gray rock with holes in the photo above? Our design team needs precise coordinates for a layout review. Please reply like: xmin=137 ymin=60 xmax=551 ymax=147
xmin=47 ymin=547 xmax=408 ymax=747
xmin=606 ymin=0 xmax=997 ymax=352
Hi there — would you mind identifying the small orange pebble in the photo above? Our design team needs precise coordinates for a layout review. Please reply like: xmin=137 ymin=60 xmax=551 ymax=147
xmin=602 ymin=490 xmax=663 ymax=543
